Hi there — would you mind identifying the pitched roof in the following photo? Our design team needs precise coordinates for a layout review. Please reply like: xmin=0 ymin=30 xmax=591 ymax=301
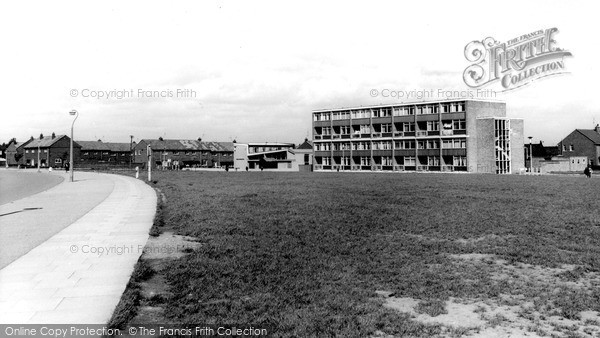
xmin=576 ymin=129 xmax=600 ymax=144
xmin=104 ymin=142 xmax=132 ymax=152
xmin=139 ymin=139 xmax=234 ymax=152
xmin=526 ymin=143 xmax=559 ymax=158
xmin=77 ymin=140 xmax=111 ymax=151
xmin=24 ymin=135 xmax=73 ymax=148
xmin=297 ymin=138 xmax=313 ymax=150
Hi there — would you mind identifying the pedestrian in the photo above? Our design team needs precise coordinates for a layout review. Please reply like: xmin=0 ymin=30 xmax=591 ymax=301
xmin=584 ymin=166 xmax=591 ymax=178
xmin=65 ymin=162 xmax=70 ymax=172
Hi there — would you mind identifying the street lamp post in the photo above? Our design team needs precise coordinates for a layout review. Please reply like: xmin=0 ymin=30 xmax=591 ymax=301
xmin=37 ymin=145 xmax=40 ymax=173
xmin=130 ymin=135 xmax=134 ymax=168
xmin=528 ymin=136 xmax=533 ymax=173
xmin=69 ymin=110 xmax=79 ymax=182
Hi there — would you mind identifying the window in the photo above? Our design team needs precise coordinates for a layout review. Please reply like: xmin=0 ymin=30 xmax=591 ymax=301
xmin=453 ymin=120 xmax=466 ymax=130
xmin=394 ymin=140 xmax=415 ymax=149
xmin=44 ymin=149 xmax=47 ymax=153
xmin=427 ymin=121 xmax=439 ymax=131
xmin=382 ymin=124 xmax=392 ymax=133
xmin=360 ymin=125 xmax=371 ymax=134
xmin=84 ymin=152 xmax=89 ymax=156
xmin=360 ymin=157 xmax=371 ymax=166
xmin=418 ymin=141 xmax=425 ymax=149
xmin=341 ymin=126 xmax=350 ymax=134
xmin=562 ymin=144 xmax=566 ymax=152
xmin=55 ymin=158 xmax=62 ymax=164
xmin=404 ymin=156 xmax=416 ymax=166
xmin=135 ymin=150 xmax=142 ymax=155
xmin=393 ymin=107 xmax=412 ymax=116
xmin=323 ymin=157 xmax=331 ymax=165
xmin=341 ymin=157 xmax=350 ymax=165
xmin=453 ymin=156 xmax=467 ymax=166
xmin=569 ymin=144 xmax=574 ymax=151
xmin=25 ymin=150 xmax=29 ymax=153
xmin=427 ymin=140 xmax=439 ymax=149
xmin=403 ymin=123 xmax=415 ymax=132
xmin=428 ymin=156 xmax=440 ymax=166
xmin=373 ymin=141 xmax=392 ymax=150
xmin=323 ymin=127 xmax=331 ymax=135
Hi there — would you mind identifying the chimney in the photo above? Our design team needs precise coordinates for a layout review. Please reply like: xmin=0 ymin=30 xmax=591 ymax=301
xmin=51 ymin=132 xmax=56 ymax=139
xmin=39 ymin=133 xmax=44 ymax=140
xmin=198 ymin=137 xmax=202 ymax=142
xmin=595 ymin=124 xmax=600 ymax=133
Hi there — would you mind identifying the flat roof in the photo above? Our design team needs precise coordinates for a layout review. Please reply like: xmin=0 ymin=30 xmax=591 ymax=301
xmin=313 ymin=99 xmax=505 ymax=113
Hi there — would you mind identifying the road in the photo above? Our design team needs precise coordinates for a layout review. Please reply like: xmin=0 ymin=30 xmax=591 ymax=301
xmin=0 ymin=169 xmax=65 ymax=205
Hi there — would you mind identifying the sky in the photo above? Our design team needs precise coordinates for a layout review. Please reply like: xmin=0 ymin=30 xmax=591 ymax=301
xmin=0 ymin=0 xmax=597 ymax=145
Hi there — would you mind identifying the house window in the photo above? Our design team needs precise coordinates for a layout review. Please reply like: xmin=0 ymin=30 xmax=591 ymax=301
xmin=55 ymin=158 xmax=62 ymax=164
xmin=404 ymin=156 xmax=416 ymax=166
xmin=382 ymin=124 xmax=392 ymax=133
xmin=135 ymin=150 xmax=142 ymax=155
xmin=322 ymin=127 xmax=331 ymax=135
xmin=562 ymin=144 xmax=566 ymax=152
xmin=44 ymin=149 xmax=47 ymax=153
xmin=360 ymin=157 xmax=371 ymax=166
xmin=323 ymin=157 xmax=331 ymax=165
xmin=382 ymin=156 xmax=393 ymax=165
xmin=569 ymin=144 xmax=574 ymax=151
xmin=25 ymin=150 xmax=29 ymax=153
xmin=341 ymin=126 xmax=350 ymax=134
xmin=84 ymin=152 xmax=89 ymax=156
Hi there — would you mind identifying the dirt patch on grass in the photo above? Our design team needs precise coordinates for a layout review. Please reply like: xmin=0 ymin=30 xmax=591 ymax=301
xmin=113 ymin=231 xmax=201 ymax=325
xmin=142 ymin=231 xmax=202 ymax=260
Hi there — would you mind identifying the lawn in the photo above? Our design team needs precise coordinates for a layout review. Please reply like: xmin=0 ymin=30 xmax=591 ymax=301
xmin=112 ymin=171 xmax=600 ymax=337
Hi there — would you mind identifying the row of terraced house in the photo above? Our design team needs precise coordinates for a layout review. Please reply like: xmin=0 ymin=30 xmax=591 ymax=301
xmin=4 ymin=135 xmax=235 ymax=169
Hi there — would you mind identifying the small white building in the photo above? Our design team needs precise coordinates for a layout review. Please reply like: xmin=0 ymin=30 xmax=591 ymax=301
xmin=233 ymin=142 xmax=302 ymax=171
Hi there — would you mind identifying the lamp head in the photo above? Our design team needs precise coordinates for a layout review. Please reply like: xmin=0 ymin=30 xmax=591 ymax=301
xmin=69 ymin=110 xmax=78 ymax=116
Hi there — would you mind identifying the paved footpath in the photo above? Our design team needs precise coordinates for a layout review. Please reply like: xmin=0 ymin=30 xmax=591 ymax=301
xmin=0 ymin=171 xmax=156 ymax=324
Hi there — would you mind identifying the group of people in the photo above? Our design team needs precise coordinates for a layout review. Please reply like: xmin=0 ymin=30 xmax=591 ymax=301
xmin=584 ymin=166 xmax=593 ymax=178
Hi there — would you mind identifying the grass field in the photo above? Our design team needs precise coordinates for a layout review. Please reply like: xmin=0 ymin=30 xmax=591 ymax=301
xmin=112 ymin=171 xmax=600 ymax=337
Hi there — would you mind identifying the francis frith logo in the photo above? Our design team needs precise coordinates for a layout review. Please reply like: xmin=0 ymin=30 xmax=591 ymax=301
xmin=463 ymin=28 xmax=572 ymax=91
